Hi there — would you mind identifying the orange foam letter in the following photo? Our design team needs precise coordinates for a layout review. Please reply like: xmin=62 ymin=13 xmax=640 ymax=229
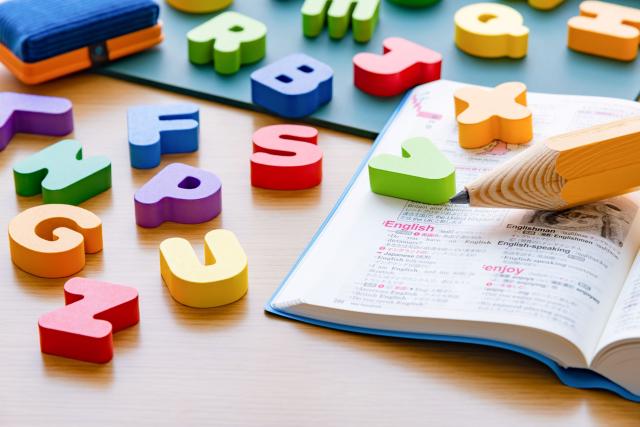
xmin=8 ymin=204 xmax=103 ymax=278
xmin=454 ymin=82 xmax=533 ymax=149
xmin=568 ymin=1 xmax=640 ymax=61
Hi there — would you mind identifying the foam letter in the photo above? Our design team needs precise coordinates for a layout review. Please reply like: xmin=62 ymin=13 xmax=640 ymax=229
xmin=13 ymin=139 xmax=111 ymax=205
xmin=251 ymin=125 xmax=322 ymax=190
xmin=369 ymin=137 xmax=455 ymax=204
xmin=38 ymin=278 xmax=139 ymax=363
xmin=160 ymin=230 xmax=248 ymax=308
xmin=302 ymin=0 xmax=380 ymax=42
xmin=251 ymin=53 xmax=333 ymax=118
xmin=167 ymin=0 xmax=233 ymax=13
xmin=135 ymin=163 xmax=222 ymax=228
xmin=8 ymin=204 xmax=103 ymax=278
xmin=188 ymin=11 xmax=267 ymax=74
xmin=0 ymin=92 xmax=73 ymax=151
xmin=388 ymin=0 xmax=440 ymax=6
xmin=454 ymin=3 xmax=529 ymax=58
xmin=128 ymin=104 xmax=200 ymax=169
xmin=454 ymin=82 xmax=533 ymax=148
xmin=528 ymin=0 xmax=564 ymax=10
xmin=568 ymin=1 xmax=640 ymax=61
xmin=353 ymin=37 xmax=442 ymax=97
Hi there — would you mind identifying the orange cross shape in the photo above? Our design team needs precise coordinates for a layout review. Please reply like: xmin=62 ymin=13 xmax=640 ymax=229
xmin=454 ymin=82 xmax=533 ymax=149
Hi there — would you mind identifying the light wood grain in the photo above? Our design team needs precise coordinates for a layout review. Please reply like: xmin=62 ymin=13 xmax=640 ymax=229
xmin=467 ymin=116 xmax=640 ymax=210
xmin=1 ymin=68 xmax=640 ymax=426
xmin=466 ymin=141 xmax=566 ymax=210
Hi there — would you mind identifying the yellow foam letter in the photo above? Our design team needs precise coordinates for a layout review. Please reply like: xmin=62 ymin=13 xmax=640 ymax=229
xmin=528 ymin=0 xmax=564 ymax=11
xmin=454 ymin=3 xmax=529 ymax=58
xmin=167 ymin=0 xmax=233 ymax=14
xmin=160 ymin=229 xmax=248 ymax=308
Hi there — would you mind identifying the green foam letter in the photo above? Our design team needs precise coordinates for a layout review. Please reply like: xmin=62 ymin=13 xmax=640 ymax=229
xmin=302 ymin=0 xmax=380 ymax=42
xmin=188 ymin=11 xmax=267 ymax=75
xmin=13 ymin=139 xmax=112 ymax=205
xmin=368 ymin=137 xmax=455 ymax=204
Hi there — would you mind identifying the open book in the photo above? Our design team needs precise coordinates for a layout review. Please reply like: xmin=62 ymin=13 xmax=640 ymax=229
xmin=266 ymin=80 xmax=640 ymax=402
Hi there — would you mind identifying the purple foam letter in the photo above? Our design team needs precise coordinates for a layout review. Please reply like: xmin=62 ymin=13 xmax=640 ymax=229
xmin=0 ymin=92 xmax=74 ymax=150
xmin=134 ymin=163 xmax=222 ymax=228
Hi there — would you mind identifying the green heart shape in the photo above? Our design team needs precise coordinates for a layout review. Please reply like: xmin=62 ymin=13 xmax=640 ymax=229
xmin=368 ymin=137 xmax=455 ymax=204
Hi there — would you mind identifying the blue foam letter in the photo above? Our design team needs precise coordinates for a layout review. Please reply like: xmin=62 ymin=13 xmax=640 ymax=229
xmin=250 ymin=53 xmax=333 ymax=118
xmin=128 ymin=104 xmax=200 ymax=169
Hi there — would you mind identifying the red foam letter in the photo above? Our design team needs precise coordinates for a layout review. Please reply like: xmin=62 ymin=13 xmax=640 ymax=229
xmin=251 ymin=124 xmax=323 ymax=190
xmin=353 ymin=37 xmax=442 ymax=97
xmin=38 ymin=278 xmax=139 ymax=363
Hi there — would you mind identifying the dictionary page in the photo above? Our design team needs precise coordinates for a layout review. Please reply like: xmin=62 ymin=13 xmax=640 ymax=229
xmin=271 ymin=80 xmax=640 ymax=365
xmin=598 ymin=254 xmax=640 ymax=350
xmin=591 ymin=253 xmax=640 ymax=394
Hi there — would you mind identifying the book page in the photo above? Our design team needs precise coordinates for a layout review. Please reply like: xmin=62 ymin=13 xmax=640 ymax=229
xmin=273 ymin=80 xmax=640 ymax=363
xmin=597 ymin=253 xmax=640 ymax=351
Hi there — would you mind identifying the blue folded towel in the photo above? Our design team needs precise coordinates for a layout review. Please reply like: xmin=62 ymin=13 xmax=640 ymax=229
xmin=0 ymin=0 xmax=159 ymax=63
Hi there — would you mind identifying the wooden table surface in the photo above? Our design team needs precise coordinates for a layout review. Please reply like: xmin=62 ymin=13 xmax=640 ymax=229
xmin=1 ymin=68 xmax=639 ymax=426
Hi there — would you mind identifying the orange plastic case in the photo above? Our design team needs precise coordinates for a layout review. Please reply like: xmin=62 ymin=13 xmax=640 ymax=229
xmin=0 ymin=23 xmax=163 ymax=85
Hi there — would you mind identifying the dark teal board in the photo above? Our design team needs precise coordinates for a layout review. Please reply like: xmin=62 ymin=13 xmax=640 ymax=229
xmin=99 ymin=0 xmax=640 ymax=138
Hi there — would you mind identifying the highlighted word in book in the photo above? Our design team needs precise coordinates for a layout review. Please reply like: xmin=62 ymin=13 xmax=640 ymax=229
xmin=160 ymin=229 xmax=248 ymax=308
xmin=9 ymin=204 xmax=103 ymax=278
xmin=454 ymin=82 xmax=532 ymax=149
xmin=368 ymin=137 xmax=455 ymax=204
xmin=39 ymin=278 xmax=139 ymax=364
xmin=188 ymin=11 xmax=267 ymax=75
xmin=13 ymin=139 xmax=111 ymax=205
xmin=251 ymin=125 xmax=323 ymax=190
xmin=454 ymin=3 xmax=529 ymax=58
xmin=251 ymin=53 xmax=333 ymax=118
xmin=353 ymin=37 xmax=442 ymax=97
xmin=135 ymin=163 xmax=222 ymax=228
xmin=568 ymin=1 xmax=640 ymax=61
xmin=128 ymin=104 xmax=200 ymax=169
xmin=302 ymin=0 xmax=380 ymax=43
xmin=0 ymin=93 xmax=73 ymax=151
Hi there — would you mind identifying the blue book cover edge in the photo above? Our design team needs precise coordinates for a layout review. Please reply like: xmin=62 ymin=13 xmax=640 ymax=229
xmin=264 ymin=87 xmax=640 ymax=403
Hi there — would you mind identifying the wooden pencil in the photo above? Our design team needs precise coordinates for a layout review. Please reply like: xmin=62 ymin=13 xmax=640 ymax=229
xmin=450 ymin=116 xmax=640 ymax=210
